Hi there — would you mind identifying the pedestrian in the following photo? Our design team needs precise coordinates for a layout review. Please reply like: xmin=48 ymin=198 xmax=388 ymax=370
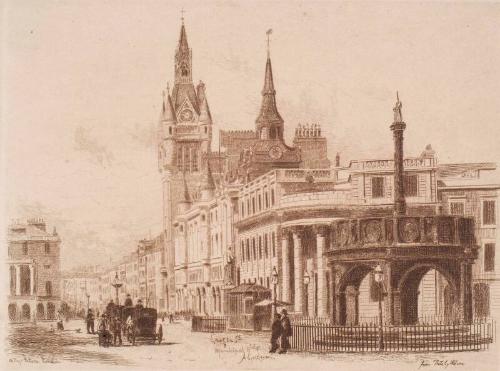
xmin=106 ymin=299 xmax=115 ymax=317
xmin=278 ymin=309 xmax=292 ymax=354
xmin=113 ymin=316 xmax=122 ymax=346
xmin=269 ymin=313 xmax=282 ymax=353
xmin=98 ymin=314 xmax=111 ymax=347
xmin=135 ymin=299 xmax=144 ymax=310
xmin=124 ymin=294 xmax=133 ymax=307
xmin=86 ymin=309 xmax=95 ymax=334
xmin=169 ymin=312 xmax=174 ymax=323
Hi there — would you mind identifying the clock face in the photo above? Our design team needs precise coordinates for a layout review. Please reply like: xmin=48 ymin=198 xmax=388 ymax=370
xmin=180 ymin=109 xmax=193 ymax=122
xmin=269 ymin=146 xmax=283 ymax=160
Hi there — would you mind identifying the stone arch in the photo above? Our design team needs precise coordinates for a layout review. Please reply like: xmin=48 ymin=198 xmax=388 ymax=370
xmin=336 ymin=264 xmax=375 ymax=325
xmin=8 ymin=303 xmax=17 ymax=321
xmin=37 ymin=303 xmax=45 ymax=320
xmin=47 ymin=302 xmax=56 ymax=320
xmin=397 ymin=263 xmax=458 ymax=325
xmin=21 ymin=303 xmax=30 ymax=321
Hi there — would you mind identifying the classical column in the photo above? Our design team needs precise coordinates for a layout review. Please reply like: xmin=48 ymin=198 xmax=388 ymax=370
xmin=15 ymin=265 xmax=21 ymax=296
xmin=315 ymin=226 xmax=327 ymax=317
xmin=281 ymin=232 xmax=290 ymax=303
xmin=293 ymin=230 xmax=304 ymax=313
xmin=390 ymin=93 xmax=407 ymax=216
xmin=30 ymin=265 xmax=35 ymax=296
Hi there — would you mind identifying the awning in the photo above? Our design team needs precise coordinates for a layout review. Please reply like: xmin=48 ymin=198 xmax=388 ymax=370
xmin=227 ymin=283 xmax=271 ymax=294
xmin=254 ymin=298 xmax=292 ymax=307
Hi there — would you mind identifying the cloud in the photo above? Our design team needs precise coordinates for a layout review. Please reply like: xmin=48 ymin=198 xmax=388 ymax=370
xmin=74 ymin=126 xmax=114 ymax=167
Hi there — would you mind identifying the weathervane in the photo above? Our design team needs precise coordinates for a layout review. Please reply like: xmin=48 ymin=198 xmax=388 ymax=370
xmin=266 ymin=29 xmax=273 ymax=57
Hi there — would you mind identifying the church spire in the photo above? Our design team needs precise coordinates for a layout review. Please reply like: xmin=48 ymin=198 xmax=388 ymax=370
xmin=175 ymin=19 xmax=192 ymax=84
xmin=255 ymin=29 xmax=284 ymax=141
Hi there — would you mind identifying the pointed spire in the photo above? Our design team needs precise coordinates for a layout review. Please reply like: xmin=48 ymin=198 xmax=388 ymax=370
xmin=255 ymin=34 xmax=283 ymax=137
xmin=161 ymin=87 xmax=177 ymax=124
xmin=178 ymin=20 xmax=189 ymax=53
xmin=203 ymin=161 xmax=216 ymax=191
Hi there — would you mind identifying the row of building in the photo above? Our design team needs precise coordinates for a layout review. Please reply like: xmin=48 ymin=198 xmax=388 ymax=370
xmin=58 ymin=21 xmax=499 ymax=323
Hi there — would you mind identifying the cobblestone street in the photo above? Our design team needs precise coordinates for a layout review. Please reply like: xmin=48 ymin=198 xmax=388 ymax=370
xmin=5 ymin=320 xmax=499 ymax=371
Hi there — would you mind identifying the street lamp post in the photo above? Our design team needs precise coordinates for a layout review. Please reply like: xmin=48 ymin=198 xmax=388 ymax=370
xmin=303 ymin=271 xmax=310 ymax=317
xmin=86 ymin=292 xmax=90 ymax=312
xmin=271 ymin=267 xmax=279 ymax=314
xmin=111 ymin=272 xmax=123 ymax=306
xmin=374 ymin=264 xmax=384 ymax=351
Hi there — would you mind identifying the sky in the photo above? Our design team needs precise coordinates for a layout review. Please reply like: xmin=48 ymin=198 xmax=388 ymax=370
xmin=2 ymin=1 xmax=500 ymax=269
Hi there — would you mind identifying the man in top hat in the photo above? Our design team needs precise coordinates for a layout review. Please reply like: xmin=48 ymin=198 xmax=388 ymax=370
xmin=269 ymin=313 xmax=282 ymax=353
xmin=278 ymin=309 xmax=292 ymax=354
xmin=124 ymin=294 xmax=133 ymax=307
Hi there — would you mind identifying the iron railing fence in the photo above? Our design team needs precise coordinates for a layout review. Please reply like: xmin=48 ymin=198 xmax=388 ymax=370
xmin=290 ymin=320 xmax=495 ymax=353
xmin=192 ymin=316 xmax=229 ymax=333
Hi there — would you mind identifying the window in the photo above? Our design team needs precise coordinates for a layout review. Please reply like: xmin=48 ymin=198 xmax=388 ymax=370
xmin=264 ymin=233 xmax=268 ymax=258
xmin=252 ymin=197 xmax=256 ymax=214
xmin=450 ymin=201 xmax=465 ymax=216
xmin=483 ymin=200 xmax=496 ymax=225
xmin=246 ymin=239 xmax=250 ymax=261
xmin=258 ymin=236 xmax=262 ymax=259
xmin=258 ymin=195 xmax=262 ymax=211
xmin=404 ymin=174 xmax=418 ymax=197
xmin=46 ymin=281 xmax=53 ymax=296
xmin=272 ymin=232 xmax=276 ymax=257
xmin=23 ymin=242 xmax=28 ymax=255
xmin=44 ymin=264 xmax=51 ymax=269
xmin=45 ymin=242 xmax=50 ymax=253
xmin=265 ymin=192 xmax=269 ymax=208
xmin=271 ymin=189 xmax=275 ymax=205
xmin=241 ymin=241 xmax=245 ymax=262
xmin=371 ymin=177 xmax=385 ymax=198
xmin=484 ymin=243 xmax=495 ymax=272
xmin=252 ymin=238 xmax=256 ymax=260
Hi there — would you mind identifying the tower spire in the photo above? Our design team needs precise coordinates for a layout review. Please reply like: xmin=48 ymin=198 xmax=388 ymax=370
xmin=256 ymin=29 xmax=284 ymax=140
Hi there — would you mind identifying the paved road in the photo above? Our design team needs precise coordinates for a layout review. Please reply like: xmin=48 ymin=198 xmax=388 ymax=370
xmin=6 ymin=319 xmax=499 ymax=371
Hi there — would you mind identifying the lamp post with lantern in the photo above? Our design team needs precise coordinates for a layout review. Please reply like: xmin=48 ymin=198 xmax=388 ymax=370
xmin=271 ymin=267 xmax=279 ymax=314
xmin=111 ymin=272 xmax=123 ymax=306
xmin=303 ymin=271 xmax=310 ymax=316
xmin=374 ymin=264 xmax=384 ymax=351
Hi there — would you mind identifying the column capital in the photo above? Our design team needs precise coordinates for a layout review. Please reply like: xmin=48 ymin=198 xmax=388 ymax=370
xmin=313 ymin=224 xmax=329 ymax=237
xmin=290 ymin=226 xmax=307 ymax=239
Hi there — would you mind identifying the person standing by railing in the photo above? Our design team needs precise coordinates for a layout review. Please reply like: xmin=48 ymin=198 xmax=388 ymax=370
xmin=278 ymin=309 xmax=292 ymax=354
xmin=269 ymin=313 xmax=282 ymax=353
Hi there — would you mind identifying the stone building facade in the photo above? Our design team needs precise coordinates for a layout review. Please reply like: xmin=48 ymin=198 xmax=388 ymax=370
xmin=8 ymin=218 xmax=61 ymax=322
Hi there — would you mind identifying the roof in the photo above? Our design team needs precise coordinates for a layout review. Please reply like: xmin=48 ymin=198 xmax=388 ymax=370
xmin=8 ymin=222 xmax=59 ymax=242
xmin=227 ymin=283 xmax=271 ymax=294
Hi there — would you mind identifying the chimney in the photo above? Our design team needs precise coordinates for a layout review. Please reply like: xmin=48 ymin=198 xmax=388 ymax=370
xmin=390 ymin=92 xmax=406 ymax=216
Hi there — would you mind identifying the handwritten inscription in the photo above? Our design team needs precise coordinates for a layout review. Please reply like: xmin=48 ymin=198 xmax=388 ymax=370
xmin=419 ymin=359 xmax=465 ymax=368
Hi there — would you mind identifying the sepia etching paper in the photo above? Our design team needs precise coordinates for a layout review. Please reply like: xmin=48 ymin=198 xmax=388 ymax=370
xmin=1 ymin=1 xmax=500 ymax=371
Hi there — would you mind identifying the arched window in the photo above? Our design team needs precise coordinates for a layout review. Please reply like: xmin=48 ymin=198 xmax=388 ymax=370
xmin=45 ymin=242 xmax=50 ymax=253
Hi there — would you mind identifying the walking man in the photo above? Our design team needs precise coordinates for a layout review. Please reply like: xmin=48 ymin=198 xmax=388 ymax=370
xmin=113 ymin=315 xmax=122 ymax=346
xmin=86 ymin=308 xmax=95 ymax=334
xmin=278 ymin=309 xmax=292 ymax=354
xmin=269 ymin=313 xmax=282 ymax=353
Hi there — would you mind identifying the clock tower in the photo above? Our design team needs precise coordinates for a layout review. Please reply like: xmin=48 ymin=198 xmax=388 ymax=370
xmin=157 ymin=19 xmax=214 ymax=312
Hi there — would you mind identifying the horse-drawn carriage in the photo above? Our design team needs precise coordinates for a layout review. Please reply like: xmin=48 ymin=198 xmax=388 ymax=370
xmin=100 ymin=304 xmax=163 ymax=346
xmin=122 ymin=306 xmax=163 ymax=345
